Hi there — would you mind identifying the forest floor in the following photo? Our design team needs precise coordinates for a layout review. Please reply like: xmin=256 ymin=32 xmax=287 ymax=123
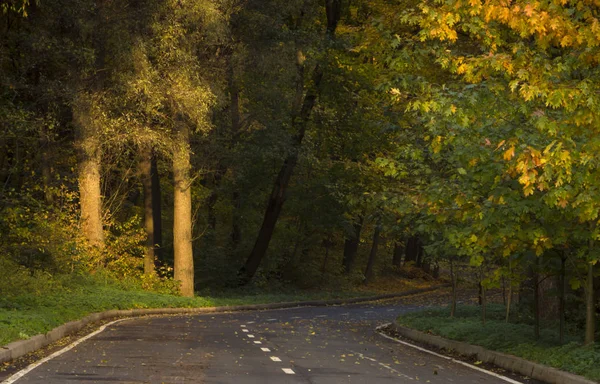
xmin=395 ymin=299 xmax=600 ymax=381
xmin=0 ymin=273 xmax=440 ymax=348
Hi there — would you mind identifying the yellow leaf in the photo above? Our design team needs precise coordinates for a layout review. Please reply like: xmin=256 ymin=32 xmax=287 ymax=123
xmin=503 ymin=146 xmax=515 ymax=160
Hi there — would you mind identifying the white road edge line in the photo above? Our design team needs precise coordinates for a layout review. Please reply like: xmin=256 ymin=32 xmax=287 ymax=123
xmin=282 ymin=368 xmax=295 ymax=374
xmin=349 ymin=350 xmax=413 ymax=380
xmin=375 ymin=323 xmax=523 ymax=384
xmin=1 ymin=318 xmax=132 ymax=384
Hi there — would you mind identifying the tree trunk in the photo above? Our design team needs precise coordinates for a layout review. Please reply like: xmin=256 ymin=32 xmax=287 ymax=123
xmin=450 ymin=257 xmax=457 ymax=318
xmin=585 ymin=262 xmax=595 ymax=345
xmin=364 ymin=223 xmax=381 ymax=284
xmin=534 ymin=263 xmax=540 ymax=340
xmin=231 ymin=190 xmax=241 ymax=249
xmin=140 ymin=144 xmax=159 ymax=275
xmin=238 ymin=65 xmax=324 ymax=285
xmin=404 ymin=235 xmax=421 ymax=264
xmin=392 ymin=242 xmax=403 ymax=267
xmin=559 ymin=254 xmax=566 ymax=344
xmin=506 ymin=259 xmax=512 ymax=323
xmin=342 ymin=217 xmax=363 ymax=274
xmin=74 ymin=98 xmax=104 ymax=249
xmin=173 ymin=123 xmax=194 ymax=297
xmin=238 ymin=0 xmax=340 ymax=285
xmin=229 ymin=61 xmax=242 ymax=250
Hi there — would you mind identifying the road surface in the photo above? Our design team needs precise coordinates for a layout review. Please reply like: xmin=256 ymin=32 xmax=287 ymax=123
xmin=2 ymin=299 xmax=538 ymax=383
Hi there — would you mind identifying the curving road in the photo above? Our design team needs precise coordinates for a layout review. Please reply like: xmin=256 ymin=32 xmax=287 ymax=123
xmin=3 ymin=299 xmax=540 ymax=383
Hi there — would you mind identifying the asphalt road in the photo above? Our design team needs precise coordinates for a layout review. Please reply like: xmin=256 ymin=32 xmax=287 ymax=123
xmin=4 ymin=300 xmax=538 ymax=384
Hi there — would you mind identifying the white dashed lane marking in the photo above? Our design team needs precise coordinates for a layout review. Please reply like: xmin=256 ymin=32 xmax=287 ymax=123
xmin=315 ymin=315 xmax=327 ymax=318
xmin=247 ymin=321 xmax=255 ymax=324
xmin=270 ymin=356 xmax=282 ymax=362
xmin=240 ymin=325 xmax=246 ymax=327
xmin=267 ymin=318 xmax=277 ymax=321
xmin=253 ymin=341 xmax=262 ymax=344
xmin=290 ymin=316 xmax=301 ymax=319
xmin=261 ymin=348 xmax=271 ymax=352
xmin=247 ymin=334 xmax=255 ymax=338
xmin=242 ymin=329 xmax=249 ymax=332
xmin=282 ymin=368 xmax=295 ymax=374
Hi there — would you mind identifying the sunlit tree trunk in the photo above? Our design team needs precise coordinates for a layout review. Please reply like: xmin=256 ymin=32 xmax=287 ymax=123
xmin=173 ymin=122 xmax=194 ymax=297
xmin=74 ymin=98 xmax=104 ymax=249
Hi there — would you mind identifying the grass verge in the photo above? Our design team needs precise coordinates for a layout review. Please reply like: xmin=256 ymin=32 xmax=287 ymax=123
xmin=0 ymin=274 xmax=431 ymax=346
xmin=396 ymin=304 xmax=600 ymax=382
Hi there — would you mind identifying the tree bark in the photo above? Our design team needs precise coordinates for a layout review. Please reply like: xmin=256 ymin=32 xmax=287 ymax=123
xmin=173 ymin=122 xmax=194 ymax=297
xmin=392 ymin=242 xmax=403 ymax=267
xmin=228 ymin=59 xmax=242 ymax=250
xmin=506 ymin=259 xmax=512 ymax=323
xmin=404 ymin=235 xmax=421 ymax=264
xmin=364 ymin=223 xmax=381 ymax=284
xmin=585 ymin=262 xmax=595 ymax=345
xmin=559 ymin=254 xmax=566 ymax=344
xmin=342 ymin=217 xmax=363 ymax=274
xmin=74 ymin=98 xmax=104 ymax=249
xmin=238 ymin=64 xmax=323 ymax=285
xmin=238 ymin=0 xmax=340 ymax=285
xmin=450 ymin=257 xmax=457 ymax=317
xmin=534 ymin=262 xmax=540 ymax=340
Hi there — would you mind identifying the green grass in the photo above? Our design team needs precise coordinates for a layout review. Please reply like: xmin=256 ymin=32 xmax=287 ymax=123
xmin=397 ymin=305 xmax=600 ymax=381
xmin=0 ymin=276 xmax=384 ymax=346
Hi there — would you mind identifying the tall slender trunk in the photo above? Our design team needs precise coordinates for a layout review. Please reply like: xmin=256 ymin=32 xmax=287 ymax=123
xmin=392 ymin=242 xmax=403 ymax=267
xmin=231 ymin=190 xmax=241 ymax=248
xmin=404 ymin=235 xmax=420 ymax=264
xmin=342 ymin=217 xmax=363 ymax=274
xmin=238 ymin=64 xmax=323 ymax=285
xmin=229 ymin=60 xmax=242 ymax=250
xmin=238 ymin=0 xmax=340 ymax=285
xmin=140 ymin=144 xmax=158 ymax=275
xmin=173 ymin=123 xmax=194 ymax=297
xmin=480 ymin=266 xmax=487 ymax=325
xmin=559 ymin=254 xmax=566 ymax=344
xmin=74 ymin=98 xmax=104 ymax=249
xmin=364 ymin=223 xmax=381 ymax=284
xmin=585 ymin=262 xmax=595 ymax=345
xmin=533 ymin=261 xmax=540 ymax=340
xmin=450 ymin=257 xmax=457 ymax=317
xmin=506 ymin=259 xmax=512 ymax=323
